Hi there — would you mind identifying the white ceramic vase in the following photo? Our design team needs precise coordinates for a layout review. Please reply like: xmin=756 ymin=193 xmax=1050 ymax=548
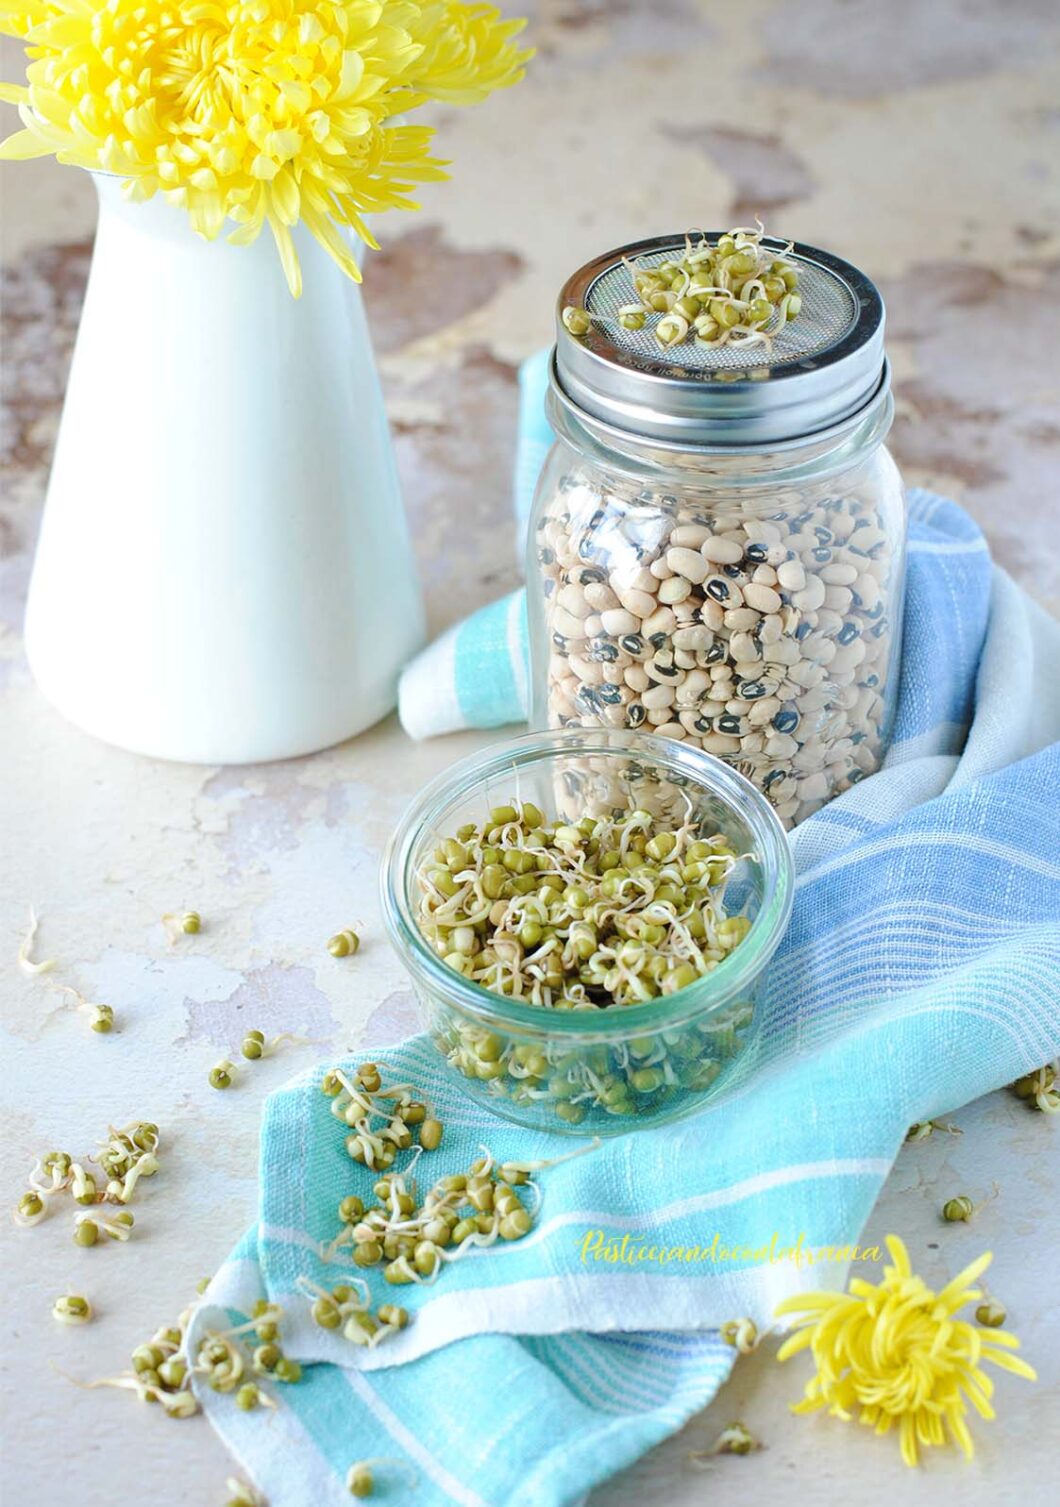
xmin=25 ymin=175 xmax=425 ymax=763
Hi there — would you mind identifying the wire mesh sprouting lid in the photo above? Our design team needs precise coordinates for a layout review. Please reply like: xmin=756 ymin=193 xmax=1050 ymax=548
xmin=553 ymin=234 xmax=886 ymax=448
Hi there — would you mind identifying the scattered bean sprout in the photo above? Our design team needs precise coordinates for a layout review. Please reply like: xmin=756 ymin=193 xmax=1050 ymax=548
xmin=18 ymin=907 xmax=56 ymax=974
xmin=55 ymin=985 xmax=115 ymax=1033
xmin=720 ymin=1317 xmax=759 ymax=1353
xmin=942 ymin=1184 xmax=999 ymax=1223
xmin=225 ymin=1478 xmax=265 ymax=1507
xmin=76 ymin=1287 xmax=201 ymax=1417
xmin=975 ymin=1298 xmax=1007 ymax=1328
xmin=53 ymin=1293 xmax=93 ymax=1325
xmin=317 ymin=1087 xmax=598 ymax=1321
xmin=346 ymin=1459 xmax=417 ymax=1498
xmin=906 ymin=1119 xmax=961 ymax=1141
xmin=162 ymin=910 xmax=202 ymax=942
xmin=328 ymin=928 xmax=361 ymax=958
xmin=1011 ymin=1062 xmax=1059 ymax=1113
xmin=689 ymin=1420 xmax=761 ymax=1461
xmin=15 ymin=1122 xmax=160 ymax=1229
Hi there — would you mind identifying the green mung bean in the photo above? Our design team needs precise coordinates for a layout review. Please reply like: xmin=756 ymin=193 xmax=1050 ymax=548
xmin=415 ymin=799 xmax=748 ymax=1010
xmin=594 ymin=226 xmax=801 ymax=353
xmin=53 ymin=1293 xmax=93 ymax=1324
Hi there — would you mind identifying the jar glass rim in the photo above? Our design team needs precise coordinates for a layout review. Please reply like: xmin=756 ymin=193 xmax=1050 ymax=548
xmin=380 ymin=729 xmax=795 ymax=1035
xmin=546 ymin=356 xmax=894 ymax=488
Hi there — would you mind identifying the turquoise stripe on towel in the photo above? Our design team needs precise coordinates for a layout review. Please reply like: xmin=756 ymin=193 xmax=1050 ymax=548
xmin=453 ymin=590 xmax=528 ymax=728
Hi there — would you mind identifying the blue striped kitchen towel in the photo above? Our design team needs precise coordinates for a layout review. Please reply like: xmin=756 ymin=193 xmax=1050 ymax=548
xmin=190 ymin=477 xmax=1060 ymax=1504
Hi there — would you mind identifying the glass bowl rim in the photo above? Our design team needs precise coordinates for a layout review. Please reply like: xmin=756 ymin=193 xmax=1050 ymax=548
xmin=380 ymin=729 xmax=794 ymax=1035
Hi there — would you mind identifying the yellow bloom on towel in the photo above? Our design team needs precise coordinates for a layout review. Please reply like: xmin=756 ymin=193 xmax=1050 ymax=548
xmin=0 ymin=1 xmax=531 ymax=294
xmin=775 ymin=1235 xmax=1036 ymax=1466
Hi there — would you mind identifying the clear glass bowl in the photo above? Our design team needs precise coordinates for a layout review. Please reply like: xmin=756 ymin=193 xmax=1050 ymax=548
xmin=381 ymin=729 xmax=794 ymax=1135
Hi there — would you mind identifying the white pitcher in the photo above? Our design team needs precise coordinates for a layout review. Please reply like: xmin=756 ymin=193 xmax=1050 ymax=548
xmin=24 ymin=174 xmax=424 ymax=763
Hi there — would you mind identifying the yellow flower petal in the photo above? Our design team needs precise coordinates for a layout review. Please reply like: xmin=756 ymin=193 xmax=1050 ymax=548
xmin=0 ymin=0 xmax=527 ymax=294
xmin=884 ymin=1233 xmax=911 ymax=1275
xmin=776 ymin=1328 xmax=815 ymax=1362
xmin=266 ymin=129 xmax=302 ymax=162
xmin=947 ymin=1409 xmax=975 ymax=1459
xmin=267 ymin=212 xmax=302 ymax=299
xmin=301 ymin=205 xmax=363 ymax=283
xmin=977 ymin=1328 xmax=1027 ymax=1350
xmin=270 ymin=167 xmax=301 ymax=226
xmin=979 ymin=1349 xmax=1037 ymax=1381
xmin=227 ymin=217 xmax=266 ymax=247
xmin=935 ymin=1249 xmax=993 ymax=1311
xmin=775 ymin=1290 xmax=846 ymax=1317
xmin=0 ymin=125 xmax=53 ymax=158
xmin=773 ymin=1234 xmax=1035 ymax=1467
xmin=251 ymin=153 xmax=280 ymax=181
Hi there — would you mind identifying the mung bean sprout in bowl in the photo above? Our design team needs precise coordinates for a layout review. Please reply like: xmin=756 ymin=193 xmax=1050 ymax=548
xmin=382 ymin=729 xmax=793 ymax=1135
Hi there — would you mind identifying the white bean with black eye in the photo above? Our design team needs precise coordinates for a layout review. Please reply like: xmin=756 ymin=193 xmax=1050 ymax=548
xmin=537 ymin=479 xmax=895 ymax=826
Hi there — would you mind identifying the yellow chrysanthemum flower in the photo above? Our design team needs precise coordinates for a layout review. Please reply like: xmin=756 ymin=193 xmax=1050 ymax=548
xmin=0 ymin=1 xmax=531 ymax=294
xmin=775 ymin=1236 xmax=1036 ymax=1466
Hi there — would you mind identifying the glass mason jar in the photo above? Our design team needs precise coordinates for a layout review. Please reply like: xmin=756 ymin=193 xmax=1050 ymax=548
xmin=528 ymin=235 xmax=906 ymax=827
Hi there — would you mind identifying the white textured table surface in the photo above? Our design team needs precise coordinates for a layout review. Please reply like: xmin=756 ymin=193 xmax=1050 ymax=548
xmin=1 ymin=708 xmax=1057 ymax=1507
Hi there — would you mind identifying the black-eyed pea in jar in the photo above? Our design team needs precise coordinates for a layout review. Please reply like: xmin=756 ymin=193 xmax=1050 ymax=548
xmin=527 ymin=230 xmax=906 ymax=828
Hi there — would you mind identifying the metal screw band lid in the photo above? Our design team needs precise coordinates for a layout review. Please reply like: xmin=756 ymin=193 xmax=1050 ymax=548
xmin=553 ymin=234 xmax=887 ymax=447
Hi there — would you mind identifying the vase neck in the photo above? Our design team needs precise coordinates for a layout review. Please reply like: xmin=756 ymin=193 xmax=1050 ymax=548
xmin=91 ymin=172 xmax=368 ymax=278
